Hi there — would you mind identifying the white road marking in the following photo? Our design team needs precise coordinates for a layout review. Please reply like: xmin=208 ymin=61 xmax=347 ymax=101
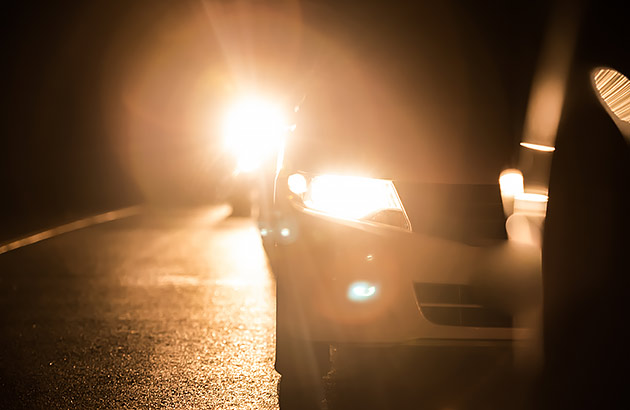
xmin=0 ymin=205 xmax=142 ymax=255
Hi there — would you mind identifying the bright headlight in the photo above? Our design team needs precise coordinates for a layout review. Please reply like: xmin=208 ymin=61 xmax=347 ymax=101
xmin=223 ymin=96 xmax=287 ymax=173
xmin=288 ymin=173 xmax=411 ymax=230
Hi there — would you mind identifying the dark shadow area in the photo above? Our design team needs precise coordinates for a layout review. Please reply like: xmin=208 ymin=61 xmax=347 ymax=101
xmin=279 ymin=345 xmax=536 ymax=410
xmin=0 ymin=1 xmax=145 ymax=243
xmin=541 ymin=3 xmax=629 ymax=409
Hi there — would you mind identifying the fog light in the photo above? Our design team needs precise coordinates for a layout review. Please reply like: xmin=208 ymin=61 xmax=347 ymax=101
xmin=348 ymin=282 xmax=377 ymax=302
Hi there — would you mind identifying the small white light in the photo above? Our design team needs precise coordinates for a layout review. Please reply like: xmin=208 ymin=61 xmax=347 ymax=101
xmin=287 ymin=173 xmax=308 ymax=195
xmin=280 ymin=228 xmax=291 ymax=238
xmin=348 ymin=282 xmax=377 ymax=302
xmin=366 ymin=254 xmax=374 ymax=262
xmin=260 ymin=228 xmax=269 ymax=237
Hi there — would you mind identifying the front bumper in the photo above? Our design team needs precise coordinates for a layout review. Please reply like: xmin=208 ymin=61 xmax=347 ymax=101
xmin=268 ymin=201 xmax=542 ymax=346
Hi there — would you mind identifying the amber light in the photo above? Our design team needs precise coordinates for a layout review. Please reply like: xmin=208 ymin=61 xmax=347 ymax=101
xmin=520 ymin=142 xmax=556 ymax=152
xmin=499 ymin=169 xmax=525 ymax=198
xmin=593 ymin=68 xmax=630 ymax=123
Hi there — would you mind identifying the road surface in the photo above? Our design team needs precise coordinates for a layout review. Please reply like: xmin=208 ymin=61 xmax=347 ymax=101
xmin=0 ymin=206 xmax=528 ymax=409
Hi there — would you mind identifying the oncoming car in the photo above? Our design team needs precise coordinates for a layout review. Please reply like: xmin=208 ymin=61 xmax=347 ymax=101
xmin=267 ymin=156 xmax=544 ymax=379
xmin=246 ymin=1 xmax=629 ymax=384
xmin=254 ymin=3 xmax=553 ymax=378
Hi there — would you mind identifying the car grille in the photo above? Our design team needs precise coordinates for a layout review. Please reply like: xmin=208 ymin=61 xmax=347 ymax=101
xmin=414 ymin=282 xmax=512 ymax=327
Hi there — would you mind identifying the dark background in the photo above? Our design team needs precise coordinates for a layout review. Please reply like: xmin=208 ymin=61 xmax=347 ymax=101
xmin=1 ymin=1 xmax=146 ymax=241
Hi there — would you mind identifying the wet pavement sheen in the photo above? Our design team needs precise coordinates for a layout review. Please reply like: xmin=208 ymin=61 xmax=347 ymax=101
xmin=0 ymin=207 xmax=530 ymax=409
xmin=0 ymin=208 xmax=279 ymax=409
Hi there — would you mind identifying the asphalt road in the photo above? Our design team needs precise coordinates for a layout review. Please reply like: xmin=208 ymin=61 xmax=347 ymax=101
xmin=0 ymin=207 xmax=531 ymax=409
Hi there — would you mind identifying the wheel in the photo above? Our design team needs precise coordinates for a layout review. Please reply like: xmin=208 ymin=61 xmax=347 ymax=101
xmin=275 ymin=273 xmax=330 ymax=381
xmin=275 ymin=334 xmax=329 ymax=410
xmin=275 ymin=335 xmax=330 ymax=379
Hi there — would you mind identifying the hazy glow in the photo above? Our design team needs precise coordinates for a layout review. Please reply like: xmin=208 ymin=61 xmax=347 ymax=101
xmin=223 ymin=96 xmax=287 ymax=173
xmin=520 ymin=142 xmax=556 ymax=152
xmin=287 ymin=173 xmax=307 ymax=195
xmin=348 ymin=282 xmax=377 ymax=302
xmin=521 ymin=3 xmax=577 ymax=151
xmin=303 ymin=175 xmax=404 ymax=220
xmin=506 ymin=213 xmax=544 ymax=246
xmin=593 ymin=68 xmax=630 ymax=122
xmin=280 ymin=228 xmax=290 ymax=237
xmin=499 ymin=169 xmax=525 ymax=198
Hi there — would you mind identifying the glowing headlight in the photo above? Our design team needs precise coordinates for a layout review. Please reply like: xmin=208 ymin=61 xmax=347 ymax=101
xmin=223 ymin=96 xmax=287 ymax=173
xmin=288 ymin=173 xmax=411 ymax=230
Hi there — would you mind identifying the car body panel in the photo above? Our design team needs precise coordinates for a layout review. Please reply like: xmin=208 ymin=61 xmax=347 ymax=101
xmin=269 ymin=177 xmax=541 ymax=345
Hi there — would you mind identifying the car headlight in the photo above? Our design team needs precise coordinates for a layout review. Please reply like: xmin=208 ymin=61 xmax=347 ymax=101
xmin=287 ymin=172 xmax=411 ymax=230
xmin=222 ymin=96 xmax=287 ymax=173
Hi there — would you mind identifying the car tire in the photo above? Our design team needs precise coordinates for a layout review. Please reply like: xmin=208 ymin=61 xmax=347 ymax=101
xmin=275 ymin=335 xmax=330 ymax=379
xmin=275 ymin=278 xmax=330 ymax=380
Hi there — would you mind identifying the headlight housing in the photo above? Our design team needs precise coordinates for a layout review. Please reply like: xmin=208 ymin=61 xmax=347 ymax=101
xmin=286 ymin=172 xmax=411 ymax=230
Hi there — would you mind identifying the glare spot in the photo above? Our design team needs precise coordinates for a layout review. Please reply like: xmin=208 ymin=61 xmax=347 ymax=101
xmin=260 ymin=228 xmax=269 ymax=237
xmin=366 ymin=254 xmax=374 ymax=262
xmin=223 ymin=96 xmax=287 ymax=173
xmin=520 ymin=142 xmax=556 ymax=152
xmin=287 ymin=173 xmax=308 ymax=195
xmin=499 ymin=169 xmax=524 ymax=198
xmin=348 ymin=282 xmax=378 ymax=302
xmin=280 ymin=228 xmax=291 ymax=238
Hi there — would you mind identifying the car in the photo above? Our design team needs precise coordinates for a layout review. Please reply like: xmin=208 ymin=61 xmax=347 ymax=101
xmin=256 ymin=3 xmax=554 ymax=381
xmin=232 ymin=1 xmax=628 ymax=390
xmin=267 ymin=138 xmax=545 ymax=380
